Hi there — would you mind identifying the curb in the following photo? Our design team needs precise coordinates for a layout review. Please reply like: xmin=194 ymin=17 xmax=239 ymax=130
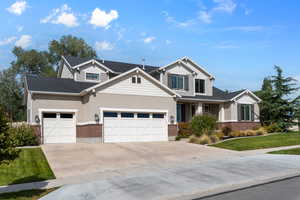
xmin=162 ymin=170 xmax=300 ymax=200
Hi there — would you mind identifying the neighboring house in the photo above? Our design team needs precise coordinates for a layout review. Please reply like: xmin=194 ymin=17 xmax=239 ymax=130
xmin=24 ymin=56 xmax=261 ymax=144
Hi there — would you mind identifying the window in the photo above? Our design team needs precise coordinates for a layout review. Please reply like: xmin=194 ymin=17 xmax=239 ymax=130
xmin=121 ymin=112 xmax=134 ymax=118
xmin=239 ymin=104 xmax=254 ymax=121
xmin=104 ymin=112 xmax=118 ymax=117
xmin=137 ymin=77 xmax=141 ymax=84
xmin=132 ymin=77 xmax=136 ymax=83
xmin=137 ymin=113 xmax=150 ymax=118
xmin=168 ymin=74 xmax=187 ymax=90
xmin=195 ymin=79 xmax=205 ymax=93
xmin=177 ymin=104 xmax=186 ymax=122
xmin=60 ymin=113 xmax=73 ymax=118
xmin=86 ymin=73 xmax=99 ymax=81
xmin=43 ymin=113 xmax=56 ymax=118
xmin=153 ymin=113 xmax=164 ymax=118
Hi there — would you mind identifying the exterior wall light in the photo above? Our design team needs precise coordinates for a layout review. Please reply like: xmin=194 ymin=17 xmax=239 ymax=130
xmin=35 ymin=115 xmax=40 ymax=124
xmin=94 ymin=114 xmax=100 ymax=123
xmin=170 ymin=115 xmax=175 ymax=124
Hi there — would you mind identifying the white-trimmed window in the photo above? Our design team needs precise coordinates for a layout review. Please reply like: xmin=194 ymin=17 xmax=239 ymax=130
xmin=195 ymin=79 xmax=205 ymax=94
xmin=168 ymin=74 xmax=188 ymax=90
xmin=86 ymin=73 xmax=99 ymax=81
xmin=238 ymin=104 xmax=254 ymax=121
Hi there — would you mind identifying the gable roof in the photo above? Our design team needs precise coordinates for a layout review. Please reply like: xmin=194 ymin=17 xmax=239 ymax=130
xmin=180 ymin=87 xmax=247 ymax=102
xmin=81 ymin=67 xmax=181 ymax=97
xmin=26 ymin=75 xmax=97 ymax=95
xmin=63 ymin=56 xmax=159 ymax=74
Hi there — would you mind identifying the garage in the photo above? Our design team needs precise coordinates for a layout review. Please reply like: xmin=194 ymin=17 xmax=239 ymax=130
xmin=42 ymin=112 xmax=76 ymax=144
xmin=103 ymin=111 xmax=168 ymax=143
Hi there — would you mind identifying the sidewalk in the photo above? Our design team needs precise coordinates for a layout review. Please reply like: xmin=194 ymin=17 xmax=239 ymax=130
xmin=34 ymin=154 xmax=300 ymax=200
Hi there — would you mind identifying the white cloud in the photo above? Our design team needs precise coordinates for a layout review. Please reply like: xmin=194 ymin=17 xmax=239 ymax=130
xmin=95 ymin=41 xmax=114 ymax=51
xmin=16 ymin=25 xmax=23 ymax=32
xmin=0 ymin=37 xmax=17 ymax=46
xmin=162 ymin=11 xmax=194 ymax=28
xmin=166 ymin=40 xmax=172 ymax=45
xmin=143 ymin=36 xmax=156 ymax=44
xmin=41 ymin=4 xmax=79 ymax=27
xmin=213 ymin=0 xmax=237 ymax=14
xmin=7 ymin=1 xmax=27 ymax=15
xmin=89 ymin=8 xmax=118 ymax=28
xmin=223 ymin=26 xmax=264 ymax=32
xmin=15 ymin=35 xmax=32 ymax=48
xmin=295 ymin=76 xmax=300 ymax=83
xmin=198 ymin=11 xmax=212 ymax=24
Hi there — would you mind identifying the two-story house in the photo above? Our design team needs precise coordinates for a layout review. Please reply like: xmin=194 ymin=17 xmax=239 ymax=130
xmin=24 ymin=56 xmax=261 ymax=144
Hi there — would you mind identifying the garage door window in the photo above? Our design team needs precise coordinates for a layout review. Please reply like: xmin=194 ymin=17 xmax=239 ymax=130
xmin=137 ymin=113 xmax=150 ymax=118
xmin=104 ymin=112 xmax=118 ymax=117
xmin=153 ymin=113 xmax=164 ymax=118
xmin=60 ymin=113 xmax=73 ymax=118
xmin=43 ymin=113 xmax=56 ymax=118
xmin=121 ymin=112 xmax=134 ymax=118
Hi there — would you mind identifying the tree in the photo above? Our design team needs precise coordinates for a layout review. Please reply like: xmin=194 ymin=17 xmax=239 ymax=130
xmin=48 ymin=35 xmax=97 ymax=67
xmin=11 ymin=47 xmax=56 ymax=77
xmin=255 ymin=78 xmax=274 ymax=125
xmin=0 ymin=108 xmax=19 ymax=163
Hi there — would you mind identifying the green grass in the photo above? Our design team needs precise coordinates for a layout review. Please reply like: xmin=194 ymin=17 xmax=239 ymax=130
xmin=210 ymin=132 xmax=300 ymax=151
xmin=0 ymin=148 xmax=55 ymax=186
xmin=0 ymin=188 xmax=56 ymax=200
xmin=269 ymin=147 xmax=300 ymax=155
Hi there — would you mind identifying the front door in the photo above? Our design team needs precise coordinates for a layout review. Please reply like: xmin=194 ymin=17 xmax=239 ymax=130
xmin=177 ymin=104 xmax=186 ymax=122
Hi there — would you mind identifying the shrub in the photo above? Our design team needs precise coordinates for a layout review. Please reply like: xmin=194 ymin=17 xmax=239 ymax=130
xmin=265 ymin=123 xmax=282 ymax=133
xmin=9 ymin=125 xmax=39 ymax=146
xmin=189 ymin=136 xmax=199 ymax=144
xmin=178 ymin=122 xmax=193 ymax=138
xmin=190 ymin=115 xmax=217 ymax=137
xmin=245 ymin=130 xmax=257 ymax=136
xmin=199 ymin=134 xmax=212 ymax=145
xmin=215 ymin=131 xmax=225 ymax=140
xmin=252 ymin=125 xmax=261 ymax=130
xmin=222 ymin=126 xmax=232 ymax=136
xmin=230 ymin=130 xmax=247 ymax=137
xmin=210 ymin=134 xmax=220 ymax=143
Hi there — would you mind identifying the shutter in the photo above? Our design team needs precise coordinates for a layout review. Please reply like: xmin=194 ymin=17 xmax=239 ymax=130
xmin=184 ymin=75 xmax=189 ymax=91
xmin=167 ymin=74 xmax=172 ymax=88
xmin=237 ymin=104 xmax=241 ymax=121
xmin=251 ymin=104 xmax=255 ymax=121
xmin=201 ymin=79 xmax=205 ymax=93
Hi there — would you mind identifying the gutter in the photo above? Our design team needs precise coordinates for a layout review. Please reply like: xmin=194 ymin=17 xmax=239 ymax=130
xmin=30 ymin=90 xmax=81 ymax=96
xmin=178 ymin=98 xmax=229 ymax=103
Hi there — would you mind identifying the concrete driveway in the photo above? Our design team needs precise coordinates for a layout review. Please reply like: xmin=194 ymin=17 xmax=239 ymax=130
xmin=42 ymin=141 xmax=239 ymax=178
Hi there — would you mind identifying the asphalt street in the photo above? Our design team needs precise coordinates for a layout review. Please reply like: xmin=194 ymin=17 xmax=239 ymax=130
xmin=196 ymin=176 xmax=300 ymax=200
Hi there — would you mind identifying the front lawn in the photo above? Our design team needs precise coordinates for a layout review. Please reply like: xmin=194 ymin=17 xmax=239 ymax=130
xmin=0 ymin=148 xmax=55 ymax=186
xmin=269 ymin=148 xmax=300 ymax=155
xmin=0 ymin=188 xmax=56 ymax=200
xmin=210 ymin=132 xmax=300 ymax=151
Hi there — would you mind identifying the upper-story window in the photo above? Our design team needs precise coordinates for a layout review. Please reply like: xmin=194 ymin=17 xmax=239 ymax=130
xmin=86 ymin=73 xmax=99 ymax=81
xmin=168 ymin=74 xmax=188 ymax=90
xmin=195 ymin=79 xmax=205 ymax=94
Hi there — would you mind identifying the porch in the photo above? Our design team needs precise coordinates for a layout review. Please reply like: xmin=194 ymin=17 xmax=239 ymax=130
xmin=176 ymin=101 xmax=224 ymax=123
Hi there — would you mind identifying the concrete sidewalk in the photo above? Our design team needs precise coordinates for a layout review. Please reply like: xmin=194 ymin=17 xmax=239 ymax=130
xmin=38 ymin=154 xmax=300 ymax=200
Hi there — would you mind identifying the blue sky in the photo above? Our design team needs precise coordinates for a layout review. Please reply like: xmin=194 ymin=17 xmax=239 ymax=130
xmin=0 ymin=0 xmax=300 ymax=93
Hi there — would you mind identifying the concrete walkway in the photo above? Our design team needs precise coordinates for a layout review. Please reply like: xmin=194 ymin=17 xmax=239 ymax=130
xmin=32 ymin=154 xmax=300 ymax=200
xmin=241 ymin=144 xmax=300 ymax=155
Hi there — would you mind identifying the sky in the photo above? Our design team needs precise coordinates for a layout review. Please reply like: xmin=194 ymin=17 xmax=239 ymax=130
xmin=0 ymin=0 xmax=300 ymax=93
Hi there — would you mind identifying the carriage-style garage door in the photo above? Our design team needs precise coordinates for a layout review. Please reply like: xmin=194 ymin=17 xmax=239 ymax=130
xmin=43 ymin=112 xmax=76 ymax=144
xmin=103 ymin=111 xmax=168 ymax=143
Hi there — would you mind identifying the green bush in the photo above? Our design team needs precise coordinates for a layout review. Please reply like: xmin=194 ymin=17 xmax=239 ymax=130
xmin=265 ymin=123 xmax=282 ymax=133
xmin=9 ymin=125 xmax=39 ymax=146
xmin=190 ymin=115 xmax=217 ymax=137
xmin=177 ymin=122 xmax=193 ymax=138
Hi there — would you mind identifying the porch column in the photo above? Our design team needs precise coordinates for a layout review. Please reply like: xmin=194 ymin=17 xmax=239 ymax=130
xmin=196 ymin=102 xmax=203 ymax=115
xmin=218 ymin=103 xmax=225 ymax=122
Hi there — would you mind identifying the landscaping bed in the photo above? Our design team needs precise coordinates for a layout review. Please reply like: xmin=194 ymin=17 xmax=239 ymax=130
xmin=0 ymin=148 xmax=55 ymax=186
xmin=269 ymin=147 xmax=300 ymax=155
xmin=0 ymin=188 xmax=56 ymax=200
xmin=210 ymin=132 xmax=300 ymax=151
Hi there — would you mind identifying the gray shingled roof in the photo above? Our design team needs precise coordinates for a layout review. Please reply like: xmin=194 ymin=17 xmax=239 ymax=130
xmin=64 ymin=56 xmax=159 ymax=73
xmin=26 ymin=75 xmax=97 ymax=93
xmin=181 ymin=87 xmax=245 ymax=101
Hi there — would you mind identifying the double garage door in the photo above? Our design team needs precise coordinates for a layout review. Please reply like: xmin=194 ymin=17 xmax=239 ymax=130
xmin=43 ymin=112 xmax=76 ymax=144
xmin=103 ymin=111 xmax=168 ymax=143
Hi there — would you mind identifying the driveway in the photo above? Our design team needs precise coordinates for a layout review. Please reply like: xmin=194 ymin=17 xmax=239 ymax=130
xmin=42 ymin=141 xmax=240 ymax=178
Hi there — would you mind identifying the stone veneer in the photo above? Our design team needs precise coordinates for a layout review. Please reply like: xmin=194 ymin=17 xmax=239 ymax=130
xmin=218 ymin=122 xmax=261 ymax=131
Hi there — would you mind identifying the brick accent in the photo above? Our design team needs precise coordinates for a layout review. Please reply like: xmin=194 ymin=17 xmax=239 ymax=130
xmin=76 ymin=124 xmax=102 ymax=138
xmin=30 ymin=125 xmax=41 ymax=144
xmin=168 ymin=124 xmax=178 ymax=137
xmin=218 ymin=122 xmax=261 ymax=131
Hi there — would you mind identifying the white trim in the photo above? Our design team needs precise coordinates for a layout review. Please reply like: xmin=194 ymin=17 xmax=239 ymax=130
xmin=61 ymin=56 xmax=73 ymax=69
xmin=84 ymin=72 xmax=101 ymax=82
xmin=182 ymin=56 xmax=215 ymax=79
xmin=218 ymin=120 xmax=260 ymax=123
xmin=72 ymin=59 xmax=114 ymax=73
xmin=81 ymin=67 xmax=181 ymax=97
xmin=77 ymin=121 xmax=98 ymax=125
xmin=230 ymin=89 xmax=262 ymax=102
xmin=179 ymin=98 xmax=226 ymax=102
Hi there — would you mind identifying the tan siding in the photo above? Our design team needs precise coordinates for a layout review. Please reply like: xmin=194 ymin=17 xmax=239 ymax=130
xmin=76 ymin=63 xmax=108 ymax=82
xmin=61 ymin=64 xmax=74 ymax=79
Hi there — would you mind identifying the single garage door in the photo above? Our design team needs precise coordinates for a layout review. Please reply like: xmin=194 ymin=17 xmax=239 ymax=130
xmin=103 ymin=111 xmax=168 ymax=143
xmin=43 ymin=113 xmax=76 ymax=144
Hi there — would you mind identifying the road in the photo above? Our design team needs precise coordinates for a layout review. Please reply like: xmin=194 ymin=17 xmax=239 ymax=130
xmin=195 ymin=176 xmax=300 ymax=200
